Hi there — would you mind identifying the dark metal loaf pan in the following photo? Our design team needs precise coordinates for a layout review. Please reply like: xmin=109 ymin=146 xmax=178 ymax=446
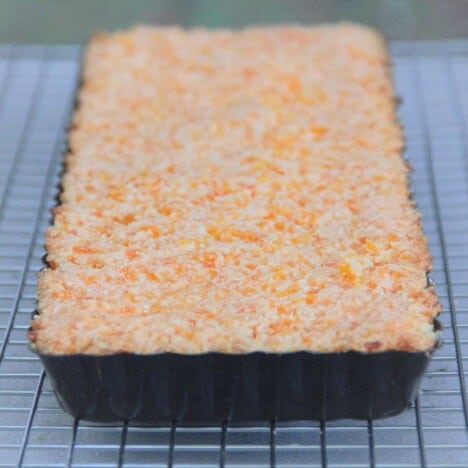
xmin=37 ymin=350 xmax=431 ymax=423
xmin=34 ymin=37 xmax=436 ymax=424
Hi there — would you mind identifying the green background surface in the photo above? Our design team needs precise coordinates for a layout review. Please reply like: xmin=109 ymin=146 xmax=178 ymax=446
xmin=0 ymin=0 xmax=467 ymax=43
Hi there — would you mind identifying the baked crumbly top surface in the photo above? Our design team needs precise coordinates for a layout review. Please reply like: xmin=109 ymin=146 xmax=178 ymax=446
xmin=31 ymin=24 xmax=440 ymax=355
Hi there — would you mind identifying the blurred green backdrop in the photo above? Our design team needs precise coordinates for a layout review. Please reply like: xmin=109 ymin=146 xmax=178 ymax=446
xmin=0 ymin=0 xmax=466 ymax=43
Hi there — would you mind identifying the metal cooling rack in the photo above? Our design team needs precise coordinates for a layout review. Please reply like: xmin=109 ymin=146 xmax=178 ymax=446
xmin=0 ymin=41 xmax=467 ymax=468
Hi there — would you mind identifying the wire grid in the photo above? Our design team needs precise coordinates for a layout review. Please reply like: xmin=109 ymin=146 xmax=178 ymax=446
xmin=0 ymin=42 xmax=467 ymax=468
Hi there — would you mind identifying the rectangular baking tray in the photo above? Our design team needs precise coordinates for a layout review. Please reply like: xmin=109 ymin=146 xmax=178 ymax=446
xmin=31 ymin=38 xmax=440 ymax=423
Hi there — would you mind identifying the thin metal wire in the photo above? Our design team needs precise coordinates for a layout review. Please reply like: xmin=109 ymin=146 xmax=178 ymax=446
xmin=367 ymin=419 xmax=376 ymax=468
xmin=219 ymin=421 xmax=227 ymax=468
xmin=269 ymin=420 xmax=276 ymax=468
xmin=319 ymin=420 xmax=328 ymax=468
xmin=66 ymin=418 xmax=79 ymax=468
xmin=15 ymin=370 xmax=45 ymax=467
xmin=414 ymin=398 xmax=427 ymax=468
xmin=118 ymin=421 xmax=128 ymax=468
xmin=412 ymin=46 xmax=468 ymax=428
xmin=168 ymin=420 xmax=176 ymax=468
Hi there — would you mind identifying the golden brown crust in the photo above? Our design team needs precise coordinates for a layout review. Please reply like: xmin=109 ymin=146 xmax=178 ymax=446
xmin=32 ymin=24 xmax=441 ymax=355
